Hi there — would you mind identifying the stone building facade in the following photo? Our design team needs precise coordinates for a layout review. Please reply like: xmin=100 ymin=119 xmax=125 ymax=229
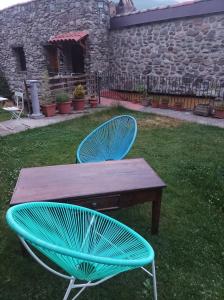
xmin=0 ymin=0 xmax=110 ymax=91
xmin=0 ymin=0 xmax=224 ymax=93
xmin=109 ymin=13 xmax=224 ymax=80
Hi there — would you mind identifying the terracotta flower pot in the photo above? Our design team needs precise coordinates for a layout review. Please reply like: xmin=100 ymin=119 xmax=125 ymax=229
xmin=173 ymin=102 xmax=183 ymax=111
xmin=141 ymin=98 xmax=150 ymax=107
xmin=151 ymin=100 xmax=160 ymax=108
xmin=73 ymin=99 xmax=85 ymax=111
xmin=194 ymin=104 xmax=211 ymax=117
xmin=57 ymin=101 xmax=72 ymax=114
xmin=214 ymin=109 xmax=224 ymax=119
xmin=160 ymin=102 xmax=169 ymax=109
xmin=89 ymin=98 xmax=98 ymax=108
xmin=41 ymin=103 xmax=57 ymax=117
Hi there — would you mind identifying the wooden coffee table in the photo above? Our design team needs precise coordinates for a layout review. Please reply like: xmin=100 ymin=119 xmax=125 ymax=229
xmin=10 ymin=158 xmax=166 ymax=234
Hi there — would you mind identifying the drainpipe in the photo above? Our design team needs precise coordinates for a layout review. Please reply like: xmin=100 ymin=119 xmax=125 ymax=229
xmin=27 ymin=80 xmax=44 ymax=119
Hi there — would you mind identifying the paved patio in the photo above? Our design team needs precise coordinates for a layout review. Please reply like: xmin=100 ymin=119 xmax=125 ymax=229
xmin=1 ymin=99 xmax=223 ymax=137
xmin=0 ymin=108 xmax=105 ymax=137
xmin=100 ymin=98 xmax=224 ymax=129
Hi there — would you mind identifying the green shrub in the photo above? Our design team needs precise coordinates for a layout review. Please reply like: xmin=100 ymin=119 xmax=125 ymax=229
xmin=55 ymin=92 xmax=69 ymax=103
xmin=41 ymin=71 xmax=52 ymax=104
xmin=0 ymin=71 xmax=12 ymax=99
xmin=215 ymin=101 xmax=224 ymax=111
xmin=73 ymin=84 xmax=85 ymax=99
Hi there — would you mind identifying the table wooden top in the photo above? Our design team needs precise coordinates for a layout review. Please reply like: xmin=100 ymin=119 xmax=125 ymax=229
xmin=10 ymin=158 xmax=166 ymax=205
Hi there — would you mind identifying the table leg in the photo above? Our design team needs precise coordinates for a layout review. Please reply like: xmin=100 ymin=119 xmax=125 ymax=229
xmin=151 ymin=190 xmax=162 ymax=235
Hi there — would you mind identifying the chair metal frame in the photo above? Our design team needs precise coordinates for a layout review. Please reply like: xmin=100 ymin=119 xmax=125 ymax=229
xmin=21 ymin=238 xmax=157 ymax=300
xmin=3 ymin=91 xmax=24 ymax=120
xmin=7 ymin=202 xmax=157 ymax=300
xmin=76 ymin=115 xmax=137 ymax=163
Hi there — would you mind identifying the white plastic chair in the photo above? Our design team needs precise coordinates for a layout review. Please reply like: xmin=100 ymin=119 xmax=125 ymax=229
xmin=3 ymin=92 xmax=24 ymax=120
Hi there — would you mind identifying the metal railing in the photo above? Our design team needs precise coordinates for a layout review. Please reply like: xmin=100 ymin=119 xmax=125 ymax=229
xmin=49 ymin=74 xmax=87 ymax=96
xmin=99 ymin=72 xmax=224 ymax=99
xmin=98 ymin=72 xmax=224 ymax=110
xmin=46 ymin=72 xmax=224 ymax=110
xmin=48 ymin=73 xmax=100 ymax=101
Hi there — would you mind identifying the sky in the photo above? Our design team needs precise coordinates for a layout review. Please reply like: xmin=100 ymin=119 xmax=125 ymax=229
xmin=0 ymin=0 xmax=187 ymax=11
xmin=134 ymin=0 xmax=187 ymax=9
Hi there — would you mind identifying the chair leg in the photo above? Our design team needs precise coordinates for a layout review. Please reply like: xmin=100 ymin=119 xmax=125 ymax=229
xmin=63 ymin=278 xmax=75 ymax=300
xmin=17 ymin=110 xmax=23 ymax=120
xmin=11 ymin=112 xmax=18 ymax=120
xmin=152 ymin=260 xmax=158 ymax=300
xmin=63 ymin=279 xmax=91 ymax=300
xmin=142 ymin=260 xmax=158 ymax=300
xmin=71 ymin=283 xmax=90 ymax=300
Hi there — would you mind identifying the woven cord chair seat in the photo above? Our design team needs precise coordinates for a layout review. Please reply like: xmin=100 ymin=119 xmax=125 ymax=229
xmin=76 ymin=115 xmax=137 ymax=163
xmin=6 ymin=202 xmax=154 ymax=282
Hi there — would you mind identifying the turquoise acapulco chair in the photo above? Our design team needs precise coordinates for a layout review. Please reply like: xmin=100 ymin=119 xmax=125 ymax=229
xmin=6 ymin=202 xmax=157 ymax=300
xmin=76 ymin=115 xmax=137 ymax=163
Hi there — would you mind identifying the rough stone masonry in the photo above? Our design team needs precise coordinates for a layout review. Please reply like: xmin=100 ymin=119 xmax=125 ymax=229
xmin=0 ymin=0 xmax=224 ymax=93
xmin=0 ymin=0 xmax=110 ymax=92
xmin=109 ymin=13 xmax=224 ymax=80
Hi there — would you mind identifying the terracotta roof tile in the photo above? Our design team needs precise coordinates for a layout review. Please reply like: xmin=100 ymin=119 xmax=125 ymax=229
xmin=49 ymin=31 xmax=88 ymax=43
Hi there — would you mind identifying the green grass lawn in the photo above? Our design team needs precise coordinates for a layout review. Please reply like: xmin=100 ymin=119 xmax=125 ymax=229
xmin=0 ymin=108 xmax=11 ymax=121
xmin=0 ymin=107 xmax=224 ymax=299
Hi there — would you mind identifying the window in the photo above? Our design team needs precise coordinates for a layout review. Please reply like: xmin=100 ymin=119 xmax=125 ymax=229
xmin=13 ymin=47 xmax=27 ymax=71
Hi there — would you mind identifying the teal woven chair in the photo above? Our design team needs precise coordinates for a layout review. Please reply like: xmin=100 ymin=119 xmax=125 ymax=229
xmin=76 ymin=115 xmax=137 ymax=163
xmin=6 ymin=202 xmax=157 ymax=300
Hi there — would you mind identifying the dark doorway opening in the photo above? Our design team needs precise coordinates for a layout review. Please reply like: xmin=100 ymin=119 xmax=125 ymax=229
xmin=71 ymin=43 xmax=84 ymax=74
xmin=45 ymin=45 xmax=59 ymax=75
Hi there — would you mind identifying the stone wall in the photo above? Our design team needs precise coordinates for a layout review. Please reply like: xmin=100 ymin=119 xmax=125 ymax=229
xmin=109 ymin=14 xmax=224 ymax=80
xmin=1 ymin=0 xmax=224 ymax=95
xmin=0 ymin=0 xmax=110 ymax=92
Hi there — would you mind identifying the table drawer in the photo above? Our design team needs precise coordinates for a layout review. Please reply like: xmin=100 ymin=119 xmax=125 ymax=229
xmin=75 ymin=194 xmax=120 ymax=211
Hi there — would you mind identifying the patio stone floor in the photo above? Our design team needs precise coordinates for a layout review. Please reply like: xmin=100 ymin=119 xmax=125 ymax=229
xmin=0 ymin=107 xmax=105 ymax=137
xmin=1 ymin=99 xmax=223 ymax=137
xmin=100 ymin=98 xmax=224 ymax=128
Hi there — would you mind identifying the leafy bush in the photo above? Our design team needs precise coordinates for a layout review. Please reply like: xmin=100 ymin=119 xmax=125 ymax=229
xmin=215 ymin=101 xmax=224 ymax=111
xmin=73 ymin=84 xmax=85 ymax=99
xmin=55 ymin=92 xmax=69 ymax=103
xmin=41 ymin=71 xmax=52 ymax=104
xmin=0 ymin=71 xmax=12 ymax=99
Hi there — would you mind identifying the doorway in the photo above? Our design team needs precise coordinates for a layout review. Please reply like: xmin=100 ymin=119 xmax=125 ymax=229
xmin=71 ymin=43 xmax=84 ymax=74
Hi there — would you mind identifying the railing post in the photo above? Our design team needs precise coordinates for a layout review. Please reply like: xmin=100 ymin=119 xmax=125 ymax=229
xmin=147 ymin=75 xmax=150 ymax=94
xmin=96 ymin=72 xmax=101 ymax=104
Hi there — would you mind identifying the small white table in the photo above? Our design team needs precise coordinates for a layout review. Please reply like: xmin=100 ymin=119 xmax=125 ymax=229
xmin=0 ymin=97 xmax=9 ymax=131
xmin=0 ymin=96 xmax=7 ymax=107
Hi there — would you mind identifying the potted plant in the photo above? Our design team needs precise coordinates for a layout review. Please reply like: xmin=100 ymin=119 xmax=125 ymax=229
xmin=56 ymin=92 xmax=72 ymax=114
xmin=173 ymin=99 xmax=184 ymax=111
xmin=193 ymin=103 xmax=211 ymax=117
xmin=73 ymin=84 xmax=85 ymax=111
xmin=141 ymin=89 xmax=151 ymax=107
xmin=41 ymin=71 xmax=56 ymax=117
xmin=151 ymin=97 xmax=160 ymax=108
xmin=137 ymin=85 xmax=150 ymax=107
xmin=160 ymin=97 xmax=169 ymax=109
xmin=89 ymin=95 xmax=98 ymax=108
xmin=214 ymin=102 xmax=224 ymax=119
